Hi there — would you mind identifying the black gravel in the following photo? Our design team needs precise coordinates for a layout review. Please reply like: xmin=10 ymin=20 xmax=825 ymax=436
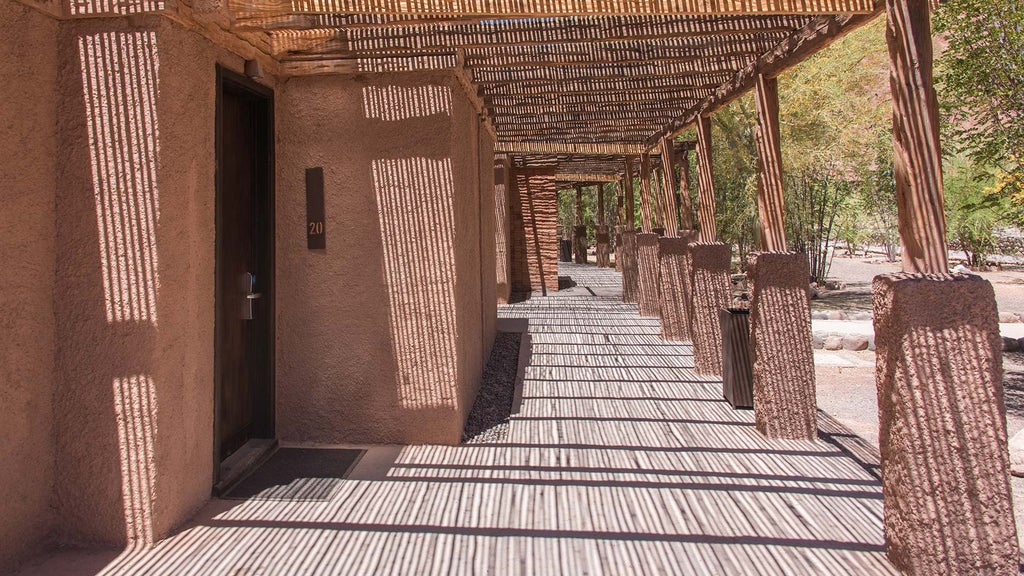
xmin=462 ymin=331 xmax=522 ymax=444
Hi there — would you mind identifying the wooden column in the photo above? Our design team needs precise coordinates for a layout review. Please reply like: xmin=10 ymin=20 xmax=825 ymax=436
xmin=573 ymin=184 xmax=587 ymax=264
xmin=870 ymin=3 xmax=1017 ymax=574
xmin=596 ymin=184 xmax=605 ymax=227
xmin=651 ymin=167 xmax=665 ymax=231
xmin=638 ymin=154 xmax=654 ymax=233
xmin=623 ymin=158 xmax=636 ymax=231
xmin=574 ymin=185 xmax=583 ymax=227
xmin=754 ymin=73 xmax=787 ymax=252
xmin=696 ymin=115 xmax=718 ymax=243
xmin=659 ymin=137 xmax=681 ymax=236
xmin=616 ymin=178 xmax=625 ymax=226
xmin=676 ymin=145 xmax=694 ymax=232
xmin=887 ymin=0 xmax=948 ymax=274
xmin=596 ymin=183 xmax=610 ymax=267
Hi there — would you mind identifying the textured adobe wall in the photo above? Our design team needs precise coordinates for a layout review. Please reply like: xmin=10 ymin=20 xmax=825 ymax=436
xmin=509 ymin=169 xmax=558 ymax=294
xmin=0 ymin=0 xmax=58 ymax=568
xmin=747 ymin=252 xmax=816 ymax=440
xmin=689 ymin=243 xmax=732 ymax=375
xmin=53 ymin=16 xmax=256 ymax=547
xmin=873 ymin=273 xmax=1017 ymax=574
xmin=635 ymin=233 xmax=661 ymax=317
xmin=658 ymin=234 xmax=695 ymax=341
xmin=276 ymin=72 xmax=487 ymax=445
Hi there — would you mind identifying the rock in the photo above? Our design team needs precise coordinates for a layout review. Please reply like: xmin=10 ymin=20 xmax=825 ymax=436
xmin=1010 ymin=430 xmax=1024 ymax=477
xmin=851 ymin=312 xmax=873 ymax=321
xmin=808 ymin=285 xmax=819 ymax=300
xmin=811 ymin=311 xmax=829 ymax=320
xmin=812 ymin=333 xmax=825 ymax=349
xmin=999 ymin=311 xmax=1021 ymax=323
xmin=823 ymin=336 xmax=844 ymax=351
xmin=842 ymin=335 xmax=870 ymax=351
xmin=826 ymin=310 xmax=846 ymax=321
xmin=1004 ymin=337 xmax=1022 ymax=353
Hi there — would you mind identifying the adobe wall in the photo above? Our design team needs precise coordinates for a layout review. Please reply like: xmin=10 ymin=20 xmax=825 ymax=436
xmin=52 ymin=15 xmax=262 ymax=548
xmin=509 ymin=168 xmax=559 ymax=293
xmin=0 ymin=0 xmax=58 ymax=568
xmin=276 ymin=71 xmax=492 ymax=445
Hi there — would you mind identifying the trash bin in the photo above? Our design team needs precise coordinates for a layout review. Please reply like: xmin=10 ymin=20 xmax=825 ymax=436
xmin=720 ymin=308 xmax=754 ymax=409
xmin=559 ymin=239 xmax=572 ymax=262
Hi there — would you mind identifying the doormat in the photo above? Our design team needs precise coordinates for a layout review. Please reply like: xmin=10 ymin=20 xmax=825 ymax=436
xmin=463 ymin=331 xmax=522 ymax=443
xmin=221 ymin=447 xmax=364 ymax=502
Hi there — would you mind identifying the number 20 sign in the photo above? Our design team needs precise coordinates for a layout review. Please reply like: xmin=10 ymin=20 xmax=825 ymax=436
xmin=306 ymin=167 xmax=326 ymax=250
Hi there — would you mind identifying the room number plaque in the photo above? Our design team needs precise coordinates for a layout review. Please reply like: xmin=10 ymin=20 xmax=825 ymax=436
xmin=306 ymin=167 xmax=326 ymax=249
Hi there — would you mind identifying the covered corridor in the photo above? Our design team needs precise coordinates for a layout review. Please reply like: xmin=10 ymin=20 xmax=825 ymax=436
xmin=22 ymin=264 xmax=893 ymax=575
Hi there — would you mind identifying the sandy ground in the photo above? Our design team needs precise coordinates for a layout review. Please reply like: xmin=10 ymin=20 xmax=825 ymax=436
xmin=814 ymin=254 xmax=1024 ymax=317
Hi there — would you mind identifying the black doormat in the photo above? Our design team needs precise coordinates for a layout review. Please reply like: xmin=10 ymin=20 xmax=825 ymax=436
xmin=463 ymin=331 xmax=522 ymax=443
xmin=221 ymin=447 xmax=363 ymax=502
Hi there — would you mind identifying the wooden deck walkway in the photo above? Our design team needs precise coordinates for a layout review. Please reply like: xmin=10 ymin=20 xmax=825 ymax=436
xmin=30 ymin=263 xmax=894 ymax=575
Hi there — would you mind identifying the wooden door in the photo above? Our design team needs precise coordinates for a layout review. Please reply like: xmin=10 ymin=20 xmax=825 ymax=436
xmin=215 ymin=69 xmax=275 ymax=469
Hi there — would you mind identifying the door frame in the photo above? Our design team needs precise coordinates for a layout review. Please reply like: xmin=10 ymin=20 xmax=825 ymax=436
xmin=213 ymin=66 xmax=276 ymax=486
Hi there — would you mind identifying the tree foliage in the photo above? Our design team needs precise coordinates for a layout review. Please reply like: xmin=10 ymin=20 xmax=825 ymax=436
xmin=934 ymin=0 xmax=1024 ymax=210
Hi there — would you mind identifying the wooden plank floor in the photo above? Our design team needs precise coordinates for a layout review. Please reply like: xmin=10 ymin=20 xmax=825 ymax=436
xmin=45 ymin=263 xmax=894 ymax=575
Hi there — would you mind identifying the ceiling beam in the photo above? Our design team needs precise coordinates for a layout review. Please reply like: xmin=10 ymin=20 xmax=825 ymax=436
xmin=230 ymin=0 xmax=875 ymax=18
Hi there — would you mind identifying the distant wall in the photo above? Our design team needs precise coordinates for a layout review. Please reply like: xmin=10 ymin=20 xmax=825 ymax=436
xmin=509 ymin=168 xmax=559 ymax=293
xmin=276 ymin=71 xmax=494 ymax=445
xmin=51 ymin=15 xmax=264 ymax=549
xmin=0 ymin=0 xmax=58 ymax=568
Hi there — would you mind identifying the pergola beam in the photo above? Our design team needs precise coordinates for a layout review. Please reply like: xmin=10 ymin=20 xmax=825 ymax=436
xmin=231 ymin=0 xmax=876 ymax=18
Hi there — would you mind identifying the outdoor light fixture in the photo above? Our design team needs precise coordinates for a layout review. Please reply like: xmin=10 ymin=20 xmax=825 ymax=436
xmin=244 ymin=59 xmax=262 ymax=79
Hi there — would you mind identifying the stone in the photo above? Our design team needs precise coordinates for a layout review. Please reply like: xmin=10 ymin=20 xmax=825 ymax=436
xmin=812 ymin=332 xmax=825 ymax=349
xmin=842 ymin=335 xmax=869 ymax=351
xmin=747 ymin=252 xmax=817 ymax=441
xmin=826 ymin=310 xmax=845 ymax=321
xmin=1009 ymin=429 xmax=1024 ymax=477
xmin=873 ymin=273 xmax=1017 ymax=574
xmin=999 ymin=311 xmax=1020 ymax=323
xmin=1003 ymin=337 xmax=1021 ymax=353
xmin=852 ymin=311 xmax=873 ymax=321
xmin=811 ymin=310 xmax=829 ymax=320
xmin=823 ymin=335 xmax=843 ymax=351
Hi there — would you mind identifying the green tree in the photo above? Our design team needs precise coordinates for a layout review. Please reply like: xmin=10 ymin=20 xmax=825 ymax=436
xmin=944 ymin=156 xmax=1002 ymax=268
xmin=934 ymin=0 xmax=1024 ymax=218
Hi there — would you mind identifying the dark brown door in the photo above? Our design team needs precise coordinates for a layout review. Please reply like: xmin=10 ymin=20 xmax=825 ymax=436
xmin=215 ymin=69 xmax=275 ymax=469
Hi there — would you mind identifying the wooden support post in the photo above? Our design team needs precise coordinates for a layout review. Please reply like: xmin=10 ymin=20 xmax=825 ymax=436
xmin=754 ymin=73 xmax=787 ymax=252
xmin=623 ymin=158 xmax=636 ymax=231
xmin=659 ymin=137 xmax=681 ymax=236
xmin=887 ymin=0 xmax=948 ymax=275
xmin=616 ymin=178 xmax=625 ymax=226
xmin=676 ymin=143 xmax=695 ymax=232
xmin=639 ymin=154 xmax=654 ymax=233
xmin=596 ymin=184 xmax=610 ymax=267
xmin=574 ymin=184 xmax=587 ymax=263
xmin=651 ymin=167 xmax=665 ymax=232
xmin=870 ymin=2 xmax=1018 ymax=574
xmin=696 ymin=115 xmax=718 ymax=243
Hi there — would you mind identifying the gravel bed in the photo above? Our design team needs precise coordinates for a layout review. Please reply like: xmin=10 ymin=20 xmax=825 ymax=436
xmin=462 ymin=331 xmax=522 ymax=444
